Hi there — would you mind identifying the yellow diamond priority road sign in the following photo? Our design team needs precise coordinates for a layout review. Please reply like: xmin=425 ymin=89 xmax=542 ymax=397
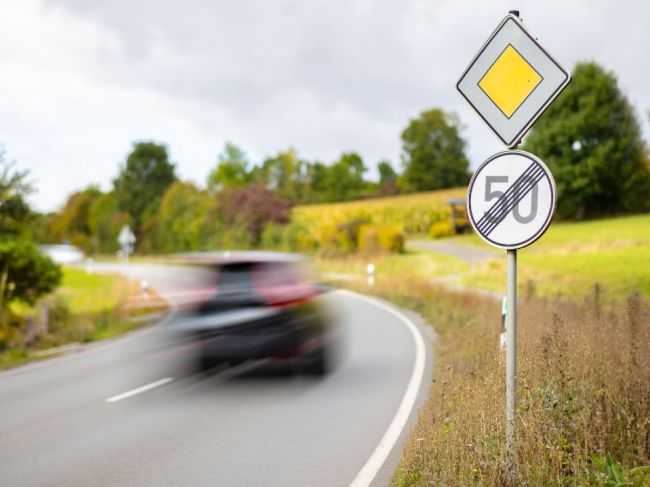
xmin=457 ymin=14 xmax=570 ymax=147
xmin=478 ymin=45 xmax=542 ymax=118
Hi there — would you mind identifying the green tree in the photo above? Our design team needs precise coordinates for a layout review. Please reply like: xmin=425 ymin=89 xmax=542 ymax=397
xmin=378 ymin=160 xmax=397 ymax=184
xmin=377 ymin=160 xmax=399 ymax=196
xmin=207 ymin=143 xmax=252 ymax=192
xmin=113 ymin=142 xmax=177 ymax=237
xmin=49 ymin=187 xmax=102 ymax=251
xmin=145 ymin=182 xmax=213 ymax=253
xmin=323 ymin=152 xmax=367 ymax=202
xmin=400 ymin=108 xmax=470 ymax=192
xmin=302 ymin=161 xmax=329 ymax=203
xmin=257 ymin=149 xmax=304 ymax=202
xmin=523 ymin=62 xmax=650 ymax=219
xmin=0 ymin=150 xmax=35 ymax=239
xmin=87 ymin=191 xmax=130 ymax=254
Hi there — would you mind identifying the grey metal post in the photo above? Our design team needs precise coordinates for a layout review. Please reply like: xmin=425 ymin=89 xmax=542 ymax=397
xmin=506 ymin=77 xmax=521 ymax=482
xmin=505 ymin=248 xmax=517 ymax=482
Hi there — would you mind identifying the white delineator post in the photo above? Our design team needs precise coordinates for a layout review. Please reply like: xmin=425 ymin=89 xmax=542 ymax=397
xmin=505 ymin=248 xmax=517 ymax=481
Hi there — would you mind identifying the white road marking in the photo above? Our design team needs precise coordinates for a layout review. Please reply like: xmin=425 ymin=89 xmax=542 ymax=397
xmin=105 ymin=377 xmax=174 ymax=403
xmin=339 ymin=290 xmax=427 ymax=487
xmin=0 ymin=286 xmax=179 ymax=381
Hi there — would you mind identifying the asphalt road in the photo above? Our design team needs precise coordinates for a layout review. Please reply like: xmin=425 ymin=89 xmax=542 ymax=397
xmin=408 ymin=240 xmax=497 ymax=265
xmin=0 ymin=263 xmax=432 ymax=487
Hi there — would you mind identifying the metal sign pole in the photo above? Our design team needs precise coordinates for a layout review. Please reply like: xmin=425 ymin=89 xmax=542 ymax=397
xmin=457 ymin=9 xmax=568 ymax=484
xmin=505 ymin=125 xmax=521 ymax=484
xmin=505 ymin=248 xmax=517 ymax=482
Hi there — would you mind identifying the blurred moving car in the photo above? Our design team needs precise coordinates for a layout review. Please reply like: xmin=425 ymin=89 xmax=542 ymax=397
xmin=172 ymin=252 xmax=335 ymax=376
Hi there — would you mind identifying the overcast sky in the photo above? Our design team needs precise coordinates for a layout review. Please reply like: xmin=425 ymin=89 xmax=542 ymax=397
xmin=1 ymin=0 xmax=649 ymax=212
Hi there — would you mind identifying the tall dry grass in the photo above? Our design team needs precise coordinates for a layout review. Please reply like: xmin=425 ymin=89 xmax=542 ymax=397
xmin=355 ymin=278 xmax=650 ymax=486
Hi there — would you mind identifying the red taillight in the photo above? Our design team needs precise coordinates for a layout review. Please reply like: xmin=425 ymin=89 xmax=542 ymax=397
xmin=249 ymin=263 xmax=319 ymax=307
xmin=256 ymin=284 xmax=321 ymax=308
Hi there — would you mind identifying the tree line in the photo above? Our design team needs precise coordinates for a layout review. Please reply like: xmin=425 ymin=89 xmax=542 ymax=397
xmin=33 ymin=61 xmax=650 ymax=256
xmin=43 ymin=107 xmax=471 ymax=254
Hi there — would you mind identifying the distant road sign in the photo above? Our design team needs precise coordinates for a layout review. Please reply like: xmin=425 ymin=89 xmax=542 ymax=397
xmin=457 ymin=14 xmax=570 ymax=147
xmin=118 ymin=225 xmax=136 ymax=246
xmin=467 ymin=151 xmax=556 ymax=249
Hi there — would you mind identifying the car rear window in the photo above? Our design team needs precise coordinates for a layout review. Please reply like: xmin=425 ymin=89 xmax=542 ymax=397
xmin=251 ymin=262 xmax=297 ymax=289
xmin=212 ymin=260 xmax=316 ymax=306
xmin=216 ymin=263 xmax=254 ymax=293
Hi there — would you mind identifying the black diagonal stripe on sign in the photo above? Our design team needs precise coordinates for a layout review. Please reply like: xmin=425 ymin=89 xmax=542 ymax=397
xmin=480 ymin=170 xmax=545 ymax=236
xmin=477 ymin=166 xmax=545 ymax=235
xmin=478 ymin=167 xmax=544 ymax=236
xmin=475 ymin=164 xmax=543 ymax=233
xmin=475 ymin=163 xmax=541 ymax=232
xmin=477 ymin=167 xmax=544 ymax=236
xmin=475 ymin=162 xmax=544 ymax=236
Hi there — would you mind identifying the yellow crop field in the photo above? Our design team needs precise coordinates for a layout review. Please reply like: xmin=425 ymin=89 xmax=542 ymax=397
xmin=292 ymin=187 xmax=466 ymax=239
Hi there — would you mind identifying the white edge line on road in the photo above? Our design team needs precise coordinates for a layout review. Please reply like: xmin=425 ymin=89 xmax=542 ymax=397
xmin=337 ymin=290 xmax=427 ymax=487
xmin=105 ymin=377 xmax=174 ymax=403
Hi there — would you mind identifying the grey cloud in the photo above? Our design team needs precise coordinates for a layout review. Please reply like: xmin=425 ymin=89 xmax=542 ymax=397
xmin=8 ymin=0 xmax=650 ymax=210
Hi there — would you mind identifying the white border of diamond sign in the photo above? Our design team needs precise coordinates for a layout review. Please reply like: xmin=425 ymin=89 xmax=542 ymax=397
xmin=457 ymin=14 xmax=571 ymax=148
xmin=467 ymin=150 xmax=556 ymax=250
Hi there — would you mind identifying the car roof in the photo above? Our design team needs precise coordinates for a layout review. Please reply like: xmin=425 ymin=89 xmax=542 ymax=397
xmin=174 ymin=251 xmax=305 ymax=266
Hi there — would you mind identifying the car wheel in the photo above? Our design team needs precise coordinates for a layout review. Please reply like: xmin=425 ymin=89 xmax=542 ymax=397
xmin=197 ymin=354 xmax=224 ymax=372
xmin=301 ymin=346 xmax=329 ymax=376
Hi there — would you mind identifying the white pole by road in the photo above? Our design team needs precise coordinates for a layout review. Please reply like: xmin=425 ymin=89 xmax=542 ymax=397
xmin=505 ymin=248 xmax=517 ymax=482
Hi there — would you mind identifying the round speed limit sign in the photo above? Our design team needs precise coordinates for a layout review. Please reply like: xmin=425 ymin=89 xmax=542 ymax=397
xmin=467 ymin=150 xmax=556 ymax=250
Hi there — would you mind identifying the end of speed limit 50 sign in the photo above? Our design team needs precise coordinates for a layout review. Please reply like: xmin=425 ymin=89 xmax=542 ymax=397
xmin=467 ymin=151 xmax=555 ymax=250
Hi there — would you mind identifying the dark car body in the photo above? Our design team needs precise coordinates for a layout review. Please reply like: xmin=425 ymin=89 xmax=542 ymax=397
xmin=172 ymin=252 xmax=334 ymax=375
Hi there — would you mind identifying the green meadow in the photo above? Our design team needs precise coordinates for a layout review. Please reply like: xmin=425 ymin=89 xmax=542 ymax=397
xmin=444 ymin=214 xmax=650 ymax=301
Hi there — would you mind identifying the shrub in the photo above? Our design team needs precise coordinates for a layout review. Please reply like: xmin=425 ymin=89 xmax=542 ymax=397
xmin=577 ymin=454 xmax=650 ymax=486
xmin=319 ymin=217 xmax=370 ymax=256
xmin=336 ymin=217 xmax=369 ymax=251
xmin=429 ymin=220 xmax=455 ymax=239
xmin=282 ymin=222 xmax=318 ymax=252
xmin=0 ymin=241 xmax=61 ymax=307
xmin=220 ymin=225 xmax=254 ymax=250
xmin=358 ymin=224 xmax=405 ymax=254
xmin=144 ymin=181 xmax=212 ymax=253
xmin=216 ymin=185 xmax=291 ymax=245
xmin=260 ymin=222 xmax=285 ymax=250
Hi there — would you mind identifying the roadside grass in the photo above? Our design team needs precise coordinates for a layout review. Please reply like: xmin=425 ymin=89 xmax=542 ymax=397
xmin=327 ymin=271 xmax=650 ymax=486
xmin=388 ymin=281 xmax=650 ymax=486
xmin=315 ymin=248 xmax=469 ymax=282
xmin=57 ymin=267 xmax=128 ymax=313
xmin=317 ymin=233 xmax=650 ymax=486
xmin=0 ymin=267 xmax=167 ymax=370
xmin=0 ymin=348 xmax=29 ymax=370
xmin=437 ymin=214 xmax=650 ymax=301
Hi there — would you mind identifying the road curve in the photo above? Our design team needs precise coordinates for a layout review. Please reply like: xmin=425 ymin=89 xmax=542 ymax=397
xmin=0 ymin=263 xmax=432 ymax=487
xmin=408 ymin=240 xmax=497 ymax=265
